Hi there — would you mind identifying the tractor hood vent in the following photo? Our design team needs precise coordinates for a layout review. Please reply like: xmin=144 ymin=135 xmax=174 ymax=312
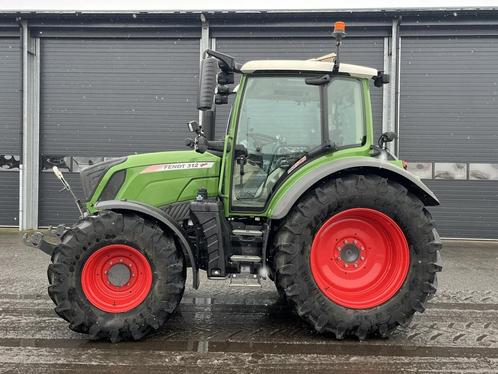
xmin=80 ymin=157 xmax=127 ymax=201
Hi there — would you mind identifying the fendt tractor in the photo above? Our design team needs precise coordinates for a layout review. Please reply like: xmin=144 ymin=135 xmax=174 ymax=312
xmin=24 ymin=22 xmax=442 ymax=342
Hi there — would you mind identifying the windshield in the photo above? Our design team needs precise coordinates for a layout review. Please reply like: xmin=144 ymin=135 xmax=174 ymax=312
xmin=232 ymin=75 xmax=365 ymax=210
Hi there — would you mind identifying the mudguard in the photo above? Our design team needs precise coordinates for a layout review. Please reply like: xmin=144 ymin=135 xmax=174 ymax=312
xmin=93 ymin=200 xmax=199 ymax=289
xmin=270 ymin=157 xmax=439 ymax=220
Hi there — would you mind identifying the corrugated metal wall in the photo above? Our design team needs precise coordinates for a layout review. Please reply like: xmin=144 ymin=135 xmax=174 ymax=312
xmin=39 ymin=37 xmax=200 ymax=225
xmin=213 ymin=37 xmax=384 ymax=141
xmin=0 ymin=37 xmax=21 ymax=226
xmin=423 ymin=180 xmax=498 ymax=239
xmin=0 ymin=14 xmax=496 ymax=239
xmin=400 ymin=36 xmax=498 ymax=238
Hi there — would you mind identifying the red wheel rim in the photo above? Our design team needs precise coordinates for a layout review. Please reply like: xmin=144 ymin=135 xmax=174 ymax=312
xmin=310 ymin=208 xmax=410 ymax=309
xmin=81 ymin=244 xmax=153 ymax=313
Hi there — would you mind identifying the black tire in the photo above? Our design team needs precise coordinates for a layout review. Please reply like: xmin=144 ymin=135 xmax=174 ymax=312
xmin=272 ymin=174 xmax=442 ymax=340
xmin=47 ymin=210 xmax=186 ymax=342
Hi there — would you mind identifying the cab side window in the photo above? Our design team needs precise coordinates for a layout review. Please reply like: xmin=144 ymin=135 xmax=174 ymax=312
xmin=327 ymin=79 xmax=365 ymax=147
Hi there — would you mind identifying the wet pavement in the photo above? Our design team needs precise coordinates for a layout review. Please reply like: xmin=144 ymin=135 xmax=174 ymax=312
xmin=0 ymin=231 xmax=497 ymax=373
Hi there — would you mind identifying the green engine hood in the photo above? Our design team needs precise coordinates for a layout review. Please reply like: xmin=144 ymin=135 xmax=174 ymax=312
xmin=86 ymin=150 xmax=221 ymax=212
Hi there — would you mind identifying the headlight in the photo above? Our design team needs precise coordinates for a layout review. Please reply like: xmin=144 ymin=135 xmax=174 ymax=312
xmin=80 ymin=157 xmax=126 ymax=201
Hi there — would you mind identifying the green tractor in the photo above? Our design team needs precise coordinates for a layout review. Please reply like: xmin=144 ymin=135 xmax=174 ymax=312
xmin=25 ymin=22 xmax=442 ymax=342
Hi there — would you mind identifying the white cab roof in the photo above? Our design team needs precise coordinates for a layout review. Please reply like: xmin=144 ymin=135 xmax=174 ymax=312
xmin=241 ymin=60 xmax=378 ymax=79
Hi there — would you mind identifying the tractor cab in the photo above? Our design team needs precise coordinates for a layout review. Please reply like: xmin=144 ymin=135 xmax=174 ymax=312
xmin=190 ymin=36 xmax=390 ymax=215
xmin=230 ymin=59 xmax=376 ymax=211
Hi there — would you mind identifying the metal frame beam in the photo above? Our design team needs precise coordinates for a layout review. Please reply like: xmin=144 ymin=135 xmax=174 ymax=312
xmin=382 ymin=18 xmax=400 ymax=156
xmin=198 ymin=14 xmax=211 ymax=131
xmin=382 ymin=37 xmax=391 ymax=135
xmin=20 ymin=20 xmax=40 ymax=230
xmin=393 ymin=19 xmax=401 ymax=157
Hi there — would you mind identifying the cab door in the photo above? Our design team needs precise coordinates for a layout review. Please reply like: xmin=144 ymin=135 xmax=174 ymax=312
xmin=225 ymin=74 xmax=323 ymax=214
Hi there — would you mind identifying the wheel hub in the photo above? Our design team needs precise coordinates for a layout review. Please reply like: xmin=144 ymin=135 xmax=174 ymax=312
xmin=338 ymin=241 xmax=362 ymax=264
xmin=107 ymin=263 xmax=131 ymax=287
xmin=310 ymin=208 xmax=410 ymax=309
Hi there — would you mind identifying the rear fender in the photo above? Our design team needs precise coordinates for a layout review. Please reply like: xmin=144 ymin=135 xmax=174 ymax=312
xmin=270 ymin=158 xmax=439 ymax=220
xmin=93 ymin=200 xmax=199 ymax=289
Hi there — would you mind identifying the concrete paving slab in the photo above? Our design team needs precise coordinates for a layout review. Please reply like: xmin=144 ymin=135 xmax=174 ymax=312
xmin=0 ymin=232 xmax=497 ymax=373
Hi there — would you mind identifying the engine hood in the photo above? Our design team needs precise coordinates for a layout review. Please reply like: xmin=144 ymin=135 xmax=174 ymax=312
xmin=86 ymin=150 xmax=221 ymax=211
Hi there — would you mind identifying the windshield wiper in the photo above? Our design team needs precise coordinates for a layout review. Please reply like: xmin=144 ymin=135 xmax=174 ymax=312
xmin=270 ymin=142 xmax=337 ymax=195
xmin=284 ymin=142 xmax=336 ymax=175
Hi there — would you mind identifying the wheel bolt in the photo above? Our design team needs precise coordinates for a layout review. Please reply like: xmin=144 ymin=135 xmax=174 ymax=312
xmin=120 ymin=259 xmax=123 ymax=263
xmin=361 ymin=256 xmax=365 ymax=260
xmin=354 ymin=263 xmax=358 ymax=268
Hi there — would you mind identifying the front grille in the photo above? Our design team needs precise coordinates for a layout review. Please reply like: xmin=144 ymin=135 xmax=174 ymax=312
xmin=80 ymin=157 xmax=126 ymax=201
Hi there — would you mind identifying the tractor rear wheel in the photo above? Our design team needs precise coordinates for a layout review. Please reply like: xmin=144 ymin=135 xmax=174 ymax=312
xmin=273 ymin=174 xmax=442 ymax=339
xmin=48 ymin=211 xmax=186 ymax=342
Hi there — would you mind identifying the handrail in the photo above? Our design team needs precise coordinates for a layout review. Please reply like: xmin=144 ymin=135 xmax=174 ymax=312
xmin=218 ymin=134 xmax=232 ymax=198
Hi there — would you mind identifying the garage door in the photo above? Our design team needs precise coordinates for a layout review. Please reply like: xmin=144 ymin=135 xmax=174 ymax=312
xmin=39 ymin=37 xmax=199 ymax=226
xmin=400 ymin=36 xmax=498 ymax=238
xmin=214 ymin=37 xmax=384 ymax=141
xmin=0 ymin=37 xmax=21 ymax=226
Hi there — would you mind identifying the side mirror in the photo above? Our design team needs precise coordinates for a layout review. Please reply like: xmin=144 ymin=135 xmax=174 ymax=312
xmin=374 ymin=71 xmax=390 ymax=87
xmin=188 ymin=120 xmax=201 ymax=134
xmin=197 ymin=57 xmax=218 ymax=111
xmin=378 ymin=131 xmax=397 ymax=148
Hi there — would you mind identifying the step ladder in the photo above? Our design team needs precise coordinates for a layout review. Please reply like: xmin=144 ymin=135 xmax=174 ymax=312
xmin=228 ymin=254 xmax=262 ymax=287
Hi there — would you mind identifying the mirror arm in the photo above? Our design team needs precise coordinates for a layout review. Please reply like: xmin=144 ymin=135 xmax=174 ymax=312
xmin=205 ymin=49 xmax=242 ymax=73
xmin=305 ymin=74 xmax=331 ymax=86
xmin=192 ymin=136 xmax=239 ymax=155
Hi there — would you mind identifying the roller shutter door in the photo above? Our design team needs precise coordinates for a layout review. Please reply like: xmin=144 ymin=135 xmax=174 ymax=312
xmin=214 ymin=37 xmax=384 ymax=141
xmin=400 ymin=36 xmax=498 ymax=238
xmin=39 ymin=38 xmax=199 ymax=226
xmin=0 ymin=37 xmax=21 ymax=226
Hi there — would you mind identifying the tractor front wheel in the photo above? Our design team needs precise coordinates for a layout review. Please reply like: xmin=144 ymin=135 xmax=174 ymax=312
xmin=273 ymin=174 xmax=442 ymax=339
xmin=48 ymin=211 xmax=186 ymax=342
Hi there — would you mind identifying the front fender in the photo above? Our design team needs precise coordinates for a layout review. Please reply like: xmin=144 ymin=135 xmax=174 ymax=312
xmin=93 ymin=200 xmax=198 ymax=289
xmin=269 ymin=157 xmax=439 ymax=220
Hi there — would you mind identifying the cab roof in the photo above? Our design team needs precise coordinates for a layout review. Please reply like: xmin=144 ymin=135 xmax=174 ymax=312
xmin=240 ymin=53 xmax=378 ymax=79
